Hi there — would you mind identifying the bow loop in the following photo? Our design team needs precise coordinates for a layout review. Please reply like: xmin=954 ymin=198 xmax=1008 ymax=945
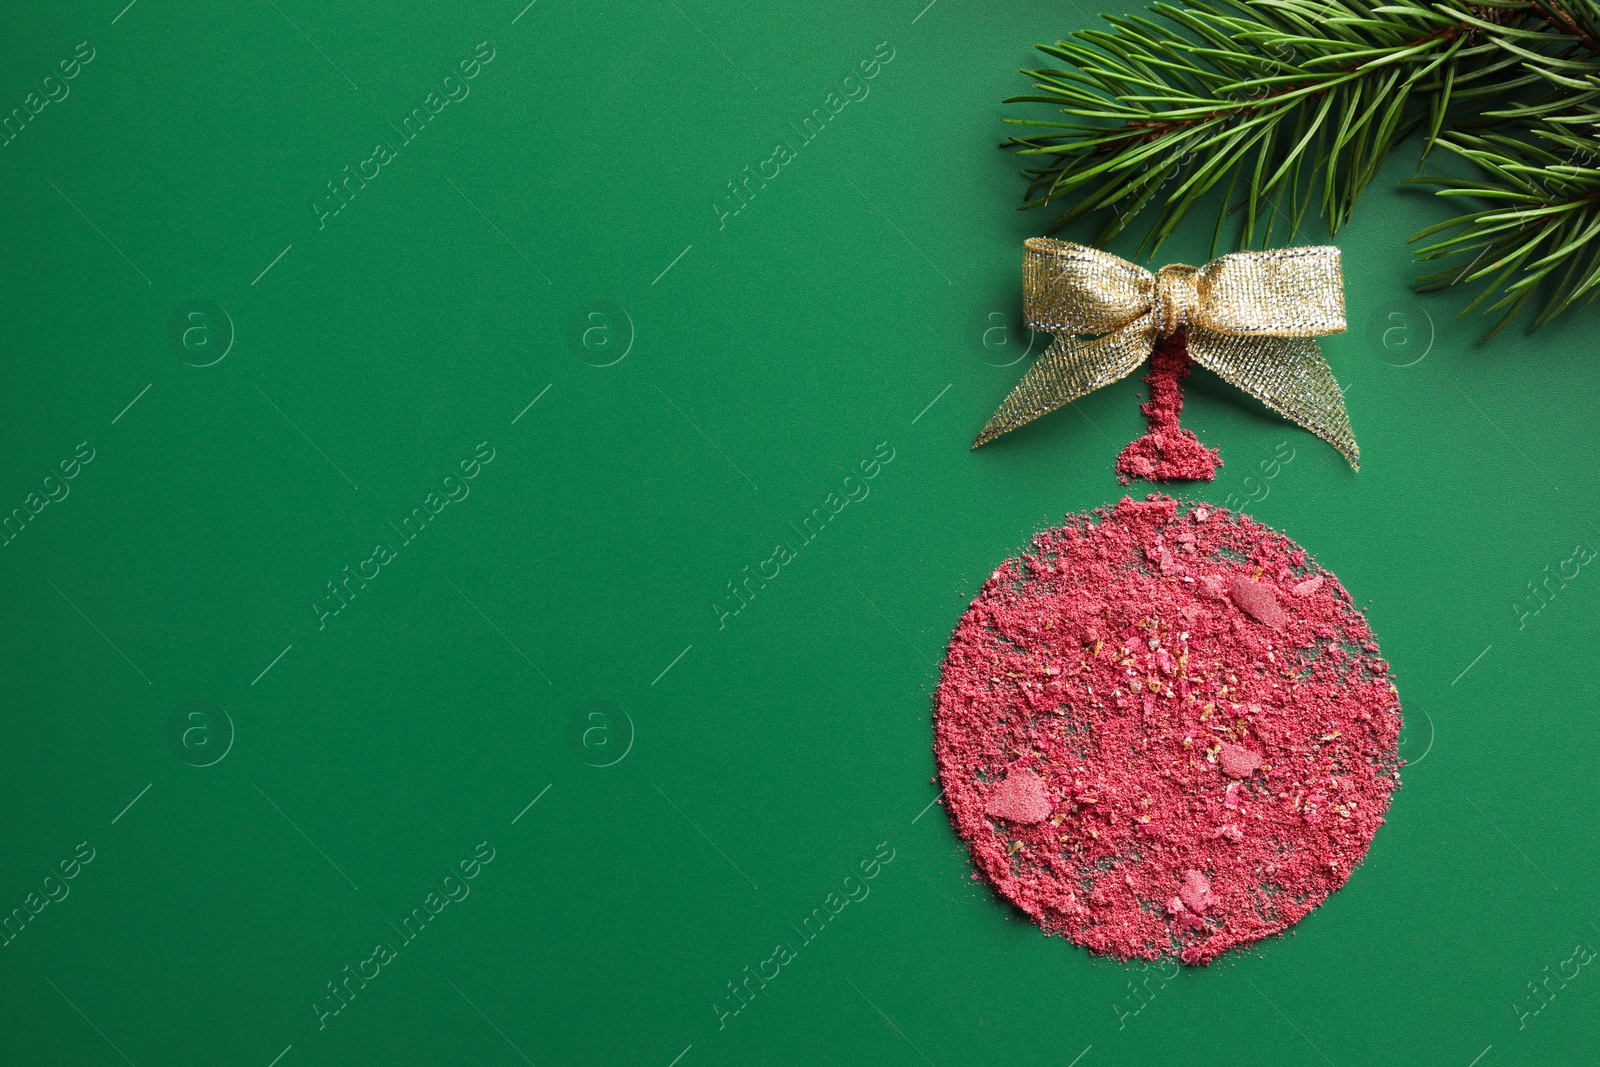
xmin=1191 ymin=247 xmax=1346 ymax=337
xmin=1023 ymin=238 xmax=1153 ymax=335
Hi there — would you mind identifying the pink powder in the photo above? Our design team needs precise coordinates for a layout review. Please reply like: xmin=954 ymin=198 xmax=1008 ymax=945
xmin=1116 ymin=335 xmax=1220 ymax=484
xmin=933 ymin=496 xmax=1402 ymax=964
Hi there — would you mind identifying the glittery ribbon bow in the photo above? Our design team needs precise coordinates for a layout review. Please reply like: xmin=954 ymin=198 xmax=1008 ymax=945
xmin=974 ymin=238 xmax=1358 ymax=467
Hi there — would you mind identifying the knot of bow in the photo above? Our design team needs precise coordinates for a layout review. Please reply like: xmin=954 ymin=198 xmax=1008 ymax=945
xmin=975 ymin=238 xmax=1358 ymax=467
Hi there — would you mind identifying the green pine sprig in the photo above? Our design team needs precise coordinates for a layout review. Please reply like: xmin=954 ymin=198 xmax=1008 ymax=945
xmin=1008 ymin=0 xmax=1600 ymax=333
xmin=1410 ymin=127 xmax=1600 ymax=335
xmin=1407 ymin=0 xmax=1600 ymax=332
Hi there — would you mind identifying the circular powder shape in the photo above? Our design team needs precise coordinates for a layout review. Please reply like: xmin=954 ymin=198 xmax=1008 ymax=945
xmin=934 ymin=495 xmax=1402 ymax=964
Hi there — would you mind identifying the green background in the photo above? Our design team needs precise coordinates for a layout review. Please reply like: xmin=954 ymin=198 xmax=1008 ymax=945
xmin=2 ymin=1 xmax=1597 ymax=1065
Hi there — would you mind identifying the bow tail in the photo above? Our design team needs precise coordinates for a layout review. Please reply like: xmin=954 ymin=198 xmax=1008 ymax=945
xmin=1186 ymin=327 xmax=1360 ymax=469
xmin=973 ymin=321 xmax=1157 ymax=448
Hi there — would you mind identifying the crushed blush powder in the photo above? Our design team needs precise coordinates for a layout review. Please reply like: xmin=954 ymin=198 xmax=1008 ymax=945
xmin=1115 ymin=334 xmax=1221 ymax=484
xmin=933 ymin=496 xmax=1401 ymax=964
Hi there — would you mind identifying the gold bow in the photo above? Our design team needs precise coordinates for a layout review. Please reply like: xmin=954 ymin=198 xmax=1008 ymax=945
xmin=974 ymin=238 xmax=1358 ymax=468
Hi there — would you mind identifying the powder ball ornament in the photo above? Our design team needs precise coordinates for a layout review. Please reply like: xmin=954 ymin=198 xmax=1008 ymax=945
xmin=933 ymin=495 xmax=1401 ymax=965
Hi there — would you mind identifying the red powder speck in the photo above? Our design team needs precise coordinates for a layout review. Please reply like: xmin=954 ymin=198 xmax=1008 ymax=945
xmin=933 ymin=496 xmax=1402 ymax=965
xmin=1116 ymin=335 xmax=1220 ymax=484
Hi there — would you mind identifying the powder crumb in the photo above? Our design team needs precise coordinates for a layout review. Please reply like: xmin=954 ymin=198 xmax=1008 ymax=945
xmin=985 ymin=768 xmax=1052 ymax=824
xmin=1219 ymin=742 xmax=1262 ymax=779
xmin=1230 ymin=576 xmax=1286 ymax=629
xmin=933 ymin=496 xmax=1402 ymax=965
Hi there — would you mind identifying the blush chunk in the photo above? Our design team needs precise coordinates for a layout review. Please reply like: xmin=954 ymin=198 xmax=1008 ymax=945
xmin=984 ymin=768 xmax=1052 ymax=824
xmin=1178 ymin=869 xmax=1213 ymax=914
xmin=1230 ymin=577 xmax=1286 ymax=628
xmin=1219 ymin=742 xmax=1262 ymax=779
xmin=1292 ymin=574 xmax=1325 ymax=598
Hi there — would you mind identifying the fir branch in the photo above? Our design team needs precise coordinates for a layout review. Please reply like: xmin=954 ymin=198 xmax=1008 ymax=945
xmin=1406 ymin=0 xmax=1600 ymax=331
xmin=1409 ymin=126 xmax=1600 ymax=334
xmin=1010 ymin=0 xmax=1600 ymax=332
xmin=1006 ymin=0 xmax=1507 ymax=255
xmin=1530 ymin=0 xmax=1600 ymax=55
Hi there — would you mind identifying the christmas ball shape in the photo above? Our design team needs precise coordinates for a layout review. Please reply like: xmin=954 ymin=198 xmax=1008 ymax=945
xmin=933 ymin=495 xmax=1402 ymax=964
